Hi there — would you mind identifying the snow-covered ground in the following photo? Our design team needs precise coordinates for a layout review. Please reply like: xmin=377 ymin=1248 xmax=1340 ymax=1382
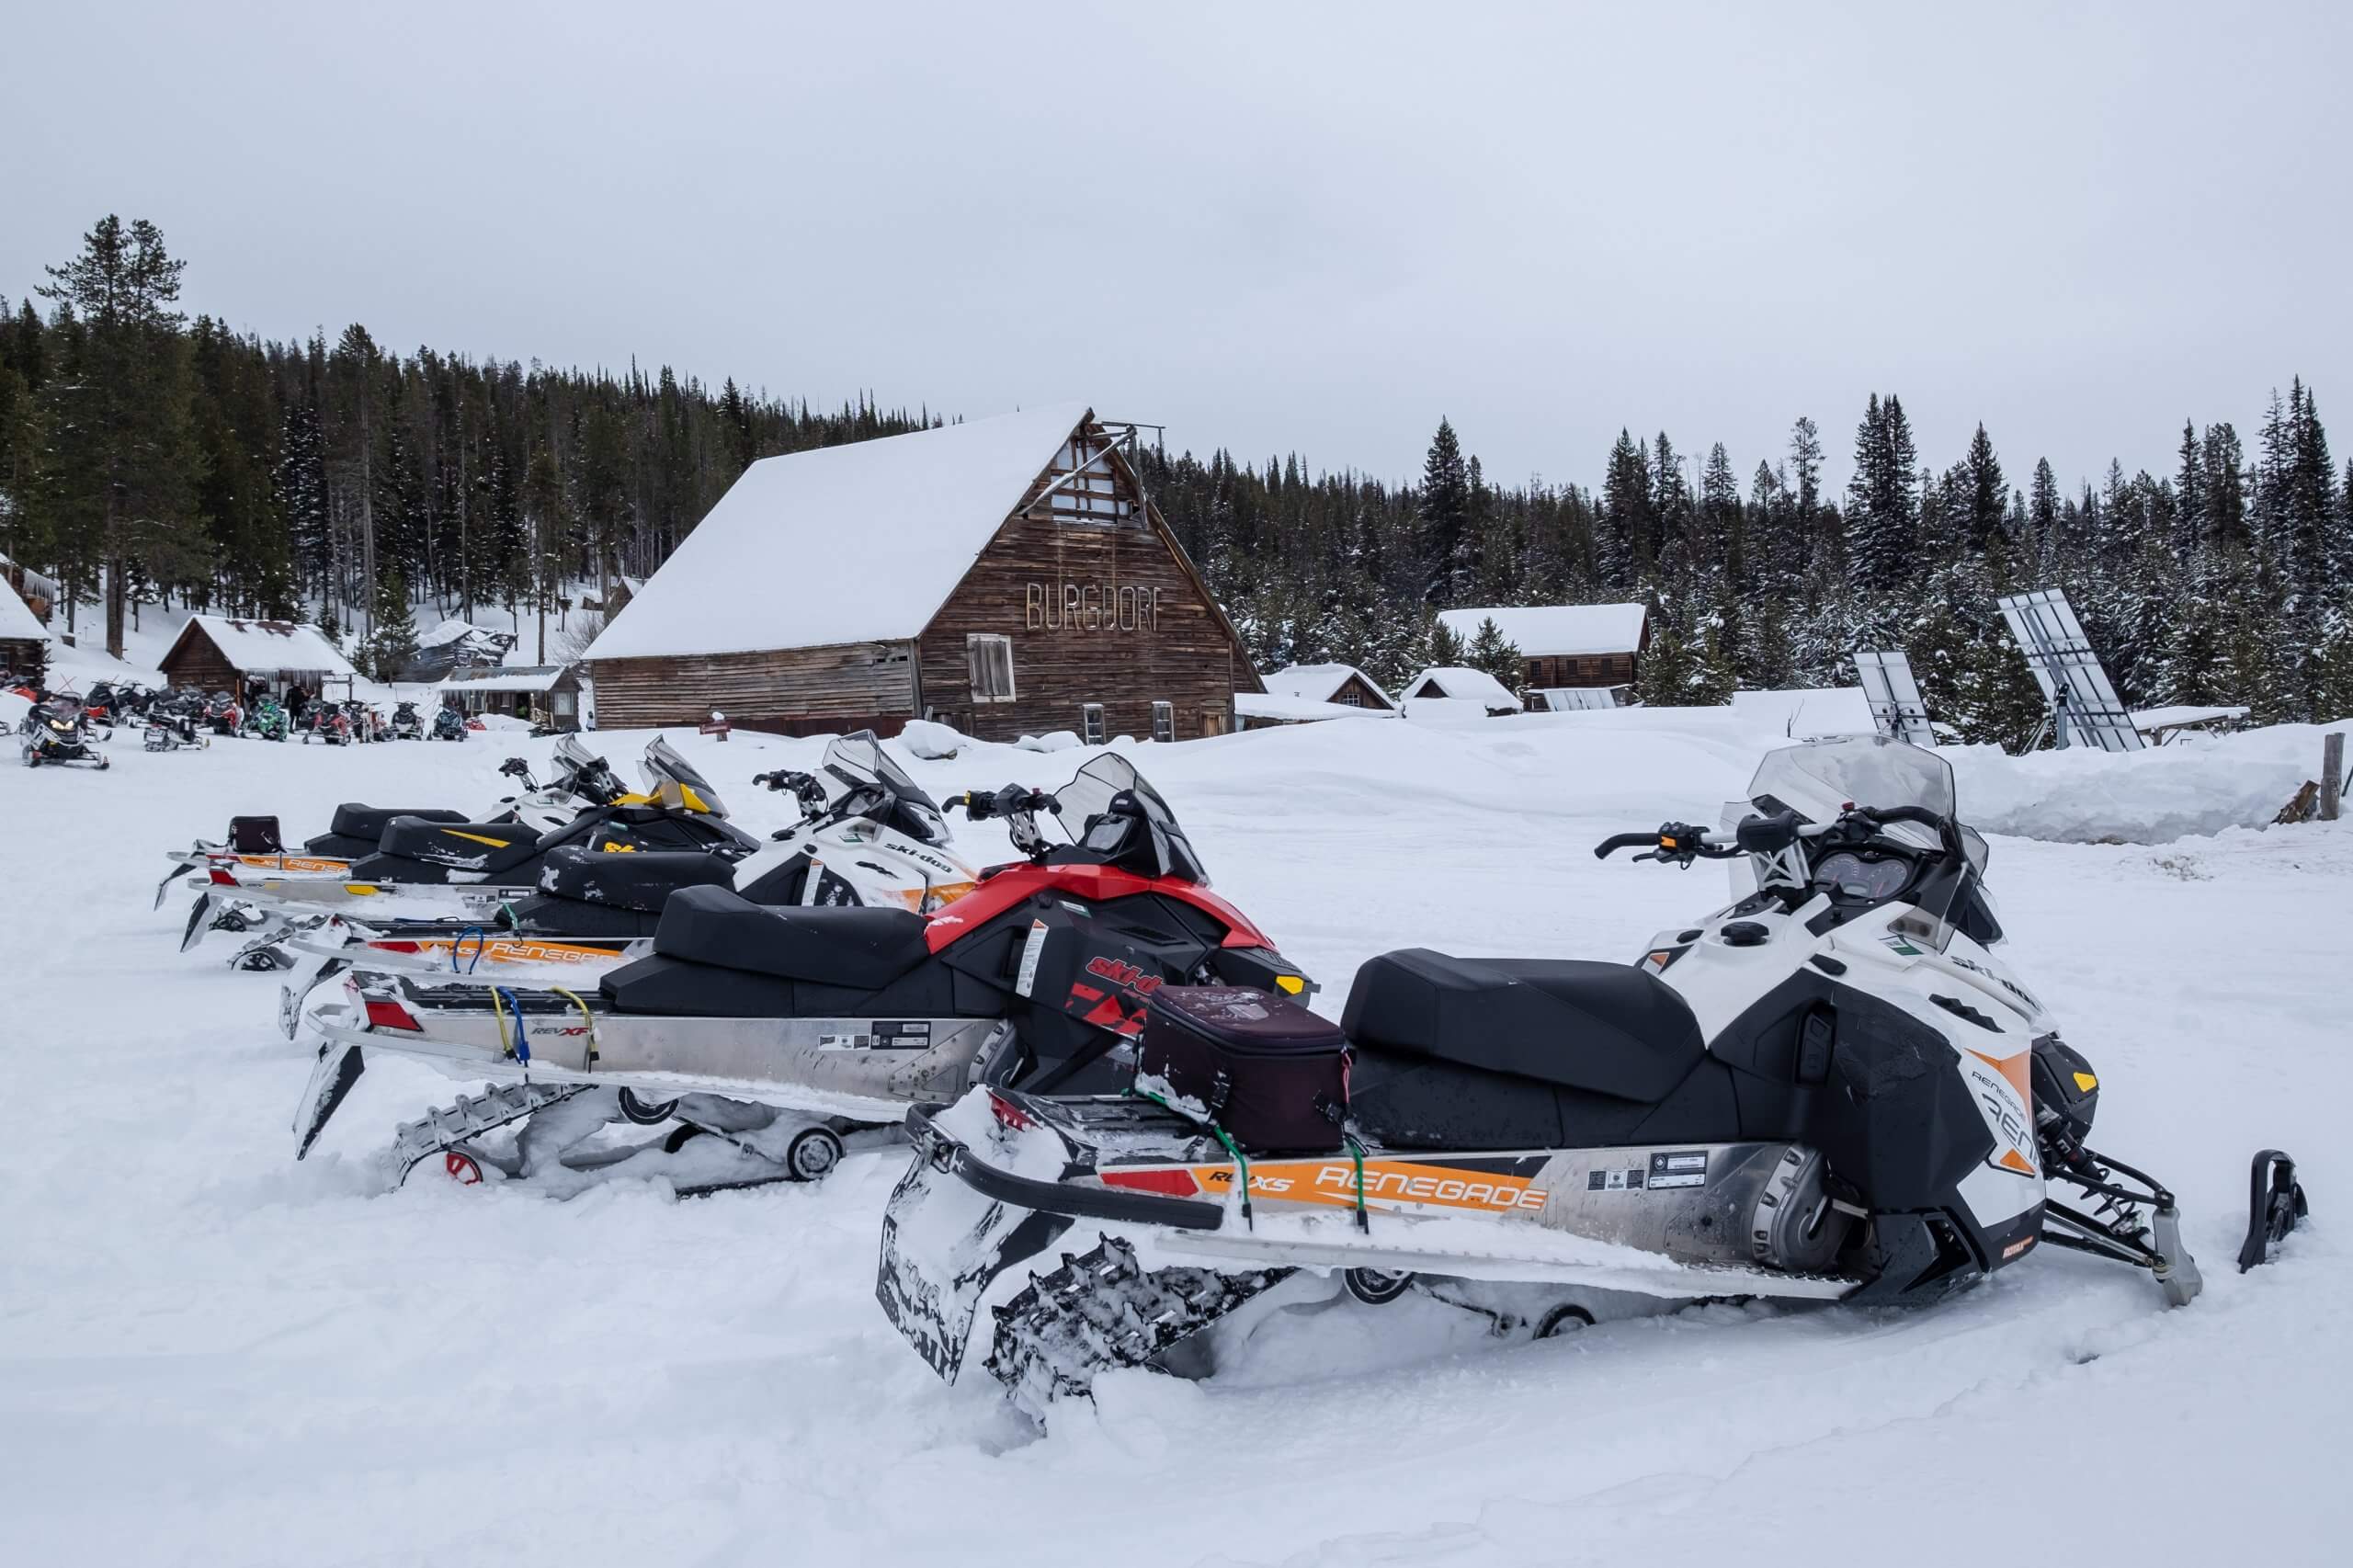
xmin=0 ymin=710 xmax=2342 ymax=1567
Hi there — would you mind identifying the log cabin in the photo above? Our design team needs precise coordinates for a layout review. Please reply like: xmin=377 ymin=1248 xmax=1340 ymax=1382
xmin=0 ymin=575 xmax=51 ymax=681
xmin=157 ymin=615 xmax=355 ymax=697
xmin=586 ymin=404 xmax=1261 ymax=742
xmin=1436 ymin=604 xmax=1648 ymax=698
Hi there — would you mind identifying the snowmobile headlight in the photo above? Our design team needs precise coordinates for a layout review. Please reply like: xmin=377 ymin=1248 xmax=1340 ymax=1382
xmin=49 ymin=719 xmax=71 ymax=733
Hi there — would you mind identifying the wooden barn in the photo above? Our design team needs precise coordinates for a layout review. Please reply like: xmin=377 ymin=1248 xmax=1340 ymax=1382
xmin=1437 ymin=604 xmax=1648 ymax=697
xmin=586 ymin=405 xmax=1261 ymax=742
xmin=439 ymin=665 xmax=585 ymax=732
xmin=158 ymin=615 xmax=355 ymax=695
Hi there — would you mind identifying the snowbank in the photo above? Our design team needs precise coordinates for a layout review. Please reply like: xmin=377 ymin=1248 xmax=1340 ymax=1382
xmin=1015 ymin=730 xmax=1081 ymax=752
xmin=896 ymin=719 xmax=968 ymax=759
xmin=1732 ymin=686 xmax=1874 ymax=739
xmin=1945 ymin=722 xmax=2348 ymax=843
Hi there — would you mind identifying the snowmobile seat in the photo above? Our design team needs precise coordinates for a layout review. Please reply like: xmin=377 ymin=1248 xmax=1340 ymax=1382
xmin=327 ymin=803 xmax=470 ymax=843
xmin=501 ymin=892 xmax=664 ymax=941
xmin=538 ymin=845 xmax=732 ymax=914
xmin=1342 ymin=949 xmax=1704 ymax=1104
xmin=652 ymin=885 xmax=928 ymax=990
xmin=372 ymin=814 xmax=544 ymax=870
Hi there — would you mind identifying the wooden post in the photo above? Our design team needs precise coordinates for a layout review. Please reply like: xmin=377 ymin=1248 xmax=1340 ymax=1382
xmin=2323 ymin=732 xmax=2345 ymax=823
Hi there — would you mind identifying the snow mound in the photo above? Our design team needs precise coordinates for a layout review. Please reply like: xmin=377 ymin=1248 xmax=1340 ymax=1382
xmin=1944 ymin=722 xmax=2347 ymax=843
xmin=1015 ymin=730 xmax=1080 ymax=753
xmin=896 ymin=720 xmax=967 ymax=760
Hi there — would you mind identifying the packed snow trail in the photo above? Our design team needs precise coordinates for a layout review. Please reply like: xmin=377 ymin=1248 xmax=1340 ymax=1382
xmin=0 ymin=714 xmax=2340 ymax=1567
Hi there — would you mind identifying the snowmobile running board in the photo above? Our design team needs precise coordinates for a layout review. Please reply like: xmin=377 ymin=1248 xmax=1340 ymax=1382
xmin=900 ymin=1108 xmax=1860 ymax=1301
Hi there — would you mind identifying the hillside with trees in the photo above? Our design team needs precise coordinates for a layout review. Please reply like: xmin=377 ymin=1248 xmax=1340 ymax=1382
xmin=4 ymin=214 xmax=2347 ymax=743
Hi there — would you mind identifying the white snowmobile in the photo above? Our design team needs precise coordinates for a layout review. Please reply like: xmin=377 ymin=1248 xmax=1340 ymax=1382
xmin=287 ymin=754 xmax=1313 ymax=1198
xmin=270 ymin=731 xmax=983 ymax=983
xmin=875 ymin=737 xmax=2309 ymax=1418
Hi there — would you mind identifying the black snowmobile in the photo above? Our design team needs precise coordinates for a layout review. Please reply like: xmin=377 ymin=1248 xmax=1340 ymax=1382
xmin=390 ymin=700 xmax=425 ymax=741
xmin=431 ymin=704 xmax=467 ymax=742
xmin=876 ymin=739 xmax=2309 ymax=1417
xmin=20 ymin=696 xmax=108 ymax=769
xmin=291 ymin=755 xmax=1313 ymax=1196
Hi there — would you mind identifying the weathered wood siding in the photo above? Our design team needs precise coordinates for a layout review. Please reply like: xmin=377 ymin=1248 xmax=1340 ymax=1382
xmin=1525 ymin=652 xmax=1637 ymax=688
xmin=160 ymin=630 xmax=241 ymax=692
xmin=1330 ymin=671 xmax=1394 ymax=710
xmin=916 ymin=505 xmax=1254 ymax=743
xmin=590 ymin=642 xmax=915 ymax=732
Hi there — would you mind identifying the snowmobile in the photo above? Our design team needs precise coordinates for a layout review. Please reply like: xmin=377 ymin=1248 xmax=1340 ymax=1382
xmin=144 ymin=702 xmax=208 ymax=752
xmin=288 ymin=753 xmax=1313 ymax=1197
xmin=431 ymin=705 xmax=467 ymax=742
xmin=21 ymin=697 xmax=109 ymax=769
xmin=243 ymin=695 xmax=290 ymax=742
xmin=185 ymin=736 xmax=756 ymax=949
xmin=268 ymin=731 xmax=983 ymax=984
xmin=875 ymin=737 xmax=2309 ymax=1418
xmin=203 ymin=690 xmax=244 ymax=736
xmin=301 ymin=699 xmax=352 ymax=744
xmin=162 ymin=735 xmax=628 ymax=892
xmin=390 ymin=700 xmax=424 ymax=741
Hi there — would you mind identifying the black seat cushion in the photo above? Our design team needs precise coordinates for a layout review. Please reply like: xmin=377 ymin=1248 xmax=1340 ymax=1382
xmin=538 ymin=845 xmax=733 ymax=914
xmin=652 ymin=885 xmax=928 ymax=989
xmin=330 ymin=803 xmax=468 ymax=841
xmin=375 ymin=814 xmax=544 ymax=872
xmin=1341 ymin=949 xmax=1704 ymax=1104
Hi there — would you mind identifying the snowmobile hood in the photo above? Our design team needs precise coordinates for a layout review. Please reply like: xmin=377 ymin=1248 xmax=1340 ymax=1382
xmin=921 ymin=861 xmax=1275 ymax=954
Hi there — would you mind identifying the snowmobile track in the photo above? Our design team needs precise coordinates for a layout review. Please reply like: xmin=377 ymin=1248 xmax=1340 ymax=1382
xmin=984 ymin=1237 xmax=1292 ymax=1415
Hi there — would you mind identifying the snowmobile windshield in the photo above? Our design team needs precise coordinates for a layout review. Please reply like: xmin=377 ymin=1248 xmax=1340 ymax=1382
xmin=550 ymin=736 xmax=625 ymax=804
xmin=817 ymin=732 xmax=951 ymax=846
xmin=641 ymin=737 xmax=729 ymax=817
xmin=1053 ymin=755 xmax=1211 ymax=884
xmin=1742 ymin=737 xmax=1958 ymax=847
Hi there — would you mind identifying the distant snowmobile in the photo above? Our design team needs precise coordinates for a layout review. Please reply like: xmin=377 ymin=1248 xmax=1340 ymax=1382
xmin=875 ymin=738 xmax=2309 ymax=1419
xmin=390 ymin=701 xmax=424 ymax=741
xmin=431 ymin=705 xmax=467 ymax=742
xmin=289 ymin=754 xmax=1312 ymax=1197
xmin=21 ymin=697 xmax=109 ymax=769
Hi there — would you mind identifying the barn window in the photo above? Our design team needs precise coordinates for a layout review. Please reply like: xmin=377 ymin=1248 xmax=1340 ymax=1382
xmin=967 ymin=634 xmax=1017 ymax=702
xmin=1336 ymin=689 xmax=1361 ymax=707
xmin=1151 ymin=701 xmax=1174 ymax=743
xmin=1081 ymin=703 xmax=1107 ymax=744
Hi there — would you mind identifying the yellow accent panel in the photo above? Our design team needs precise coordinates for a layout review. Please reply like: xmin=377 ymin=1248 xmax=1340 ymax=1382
xmin=677 ymin=784 xmax=710 ymax=813
xmin=440 ymin=828 xmax=516 ymax=847
xmin=1274 ymin=974 xmax=1306 ymax=994
xmin=342 ymin=883 xmax=380 ymax=895
xmin=2073 ymin=1071 xmax=2097 ymax=1092
xmin=600 ymin=842 xmax=638 ymax=853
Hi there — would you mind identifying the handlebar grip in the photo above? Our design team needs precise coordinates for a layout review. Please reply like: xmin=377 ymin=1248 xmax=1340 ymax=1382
xmin=1593 ymin=832 xmax=1658 ymax=858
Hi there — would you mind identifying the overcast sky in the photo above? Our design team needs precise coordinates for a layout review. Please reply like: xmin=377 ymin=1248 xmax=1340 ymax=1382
xmin=6 ymin=2 xmax=2347 ymax=496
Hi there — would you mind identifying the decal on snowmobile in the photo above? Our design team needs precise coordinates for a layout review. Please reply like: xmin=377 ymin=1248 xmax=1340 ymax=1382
xmin=1103 ymin=1153 xmax=1555 ymax=1214
xmin=1962 ymin=1047 xmax=2039 ymax=1176
xmin=1647 ymin=1150 xmax=1709 ymax=1188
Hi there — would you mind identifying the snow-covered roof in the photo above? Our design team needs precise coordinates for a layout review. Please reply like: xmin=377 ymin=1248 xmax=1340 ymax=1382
xmin=1236 ymin=690 xmax=1399 ymax=723
xmin=440 ymin=665 xmax=571 ymax=694
xmin=2132 ymin=704 xmax=2250 ymax=733
xmin=1732 ymin=687 xmax=1874 ymax=737
xmin=172 ymin=615 xmax=355 ymax=676
xmin=1257 ymin=663 xmax=1394 ymax=708
xmin=587 ymin=403 xmax=1092 ymax=661
xmin=0 ymin=552 xmax=61 ymax=604
xmin=0 ymin=577 xmax=50 ymax=644
xmin=1437 ymin=603 xmax=1646 ymax=657
xmin=1403 ymin=666 xmax=1522 ymax=710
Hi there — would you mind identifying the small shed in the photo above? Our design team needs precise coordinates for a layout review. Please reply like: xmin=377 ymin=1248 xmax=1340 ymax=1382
xmin=1437 ymin=604 xmax=1648 ymax=693
xmin=0 ymin=576 xmax=52 ymax=680
xmin=1260 ymin=663 xmax=1395 ymax=711
xmin=1403 ymin=666 xmax=1524 ymax=715
xmin=158 ymin=615 xmax=354 ymax=696
xmin=439 ymin=665 xmax=585 ymax=732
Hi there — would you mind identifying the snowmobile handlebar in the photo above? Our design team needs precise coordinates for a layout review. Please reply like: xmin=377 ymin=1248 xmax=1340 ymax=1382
xmin=951 ymin=785 xmax=1057 ymax=823
xmin=1594 ymin=824 xmax=1742 ymax=864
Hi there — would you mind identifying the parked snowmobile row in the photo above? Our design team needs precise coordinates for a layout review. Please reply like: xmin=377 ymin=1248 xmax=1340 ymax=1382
xmin=151 ymin=725 xmax=2306 ymax=1423
xmin=288 ymin=750 xmax=1312 ymax=1194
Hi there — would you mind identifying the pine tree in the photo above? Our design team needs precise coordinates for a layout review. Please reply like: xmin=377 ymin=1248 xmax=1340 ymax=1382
xmin=1844 ymin=393 xmax=1918 ymax=593
xmin=33 ymin=215 xmax=199 ymax=657
xmin=1464 ymin=616 xmax=1523 ymax=689
xmin=362 ymin=564 xmax=418 ymax=678
xmin=1597 ymin=430 xmax=1650 ymax=588
xmin=1959 ymin=423 xmax=2006 ymax=552
xmin=1416 ymin=417 xmax=1471 ymax=605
